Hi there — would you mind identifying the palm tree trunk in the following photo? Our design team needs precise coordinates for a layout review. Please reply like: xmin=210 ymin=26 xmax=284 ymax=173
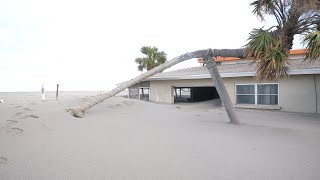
xmin=204 ymin=51 xmax=240 ymax=125
xmin=67 ymin=50 xmax=208 ymax=118
xmin=67 ymin=48 xmax=244 ymax=125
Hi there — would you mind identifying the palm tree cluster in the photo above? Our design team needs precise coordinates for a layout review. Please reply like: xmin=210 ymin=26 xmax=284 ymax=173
xmin=244 ymin=0 xmax=320 ymax=80
xmin=135 ymin=46 xmax=167 ymax=72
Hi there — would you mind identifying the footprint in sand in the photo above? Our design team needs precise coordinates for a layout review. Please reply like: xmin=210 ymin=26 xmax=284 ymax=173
xmin=6 ymin=120 xmax=18 ymax=124
xmin=0 ymin=156 xmax=7 ymax=165
xmin=23 ymin=108 xmax=32 ymax=111
xmin=0 ymin=125 xmax=24 ymax=136
xmin=14 ymin=112 xmax=23 ymax=117
xmin=7 ymin=127 xmax=24 ymax=136
xmin=20 ymin=114 xmax=39 ymax=119
xmin=13 ymin=110 xmax=39 ymax=119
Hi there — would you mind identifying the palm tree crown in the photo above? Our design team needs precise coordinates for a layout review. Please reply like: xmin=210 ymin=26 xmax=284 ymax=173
xmin=244 ymin=0 xmax=320 ymax=80
xmin=135 ymin=46 xmax=167 ymax=71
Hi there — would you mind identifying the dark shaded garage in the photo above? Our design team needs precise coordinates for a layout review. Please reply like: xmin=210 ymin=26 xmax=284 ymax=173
xmin=174 ymin=86 xmax=220 ymax=103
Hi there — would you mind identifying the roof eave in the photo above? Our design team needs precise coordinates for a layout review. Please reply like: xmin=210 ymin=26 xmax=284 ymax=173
xmin=145 ymin=68 xmax=320 ymax=81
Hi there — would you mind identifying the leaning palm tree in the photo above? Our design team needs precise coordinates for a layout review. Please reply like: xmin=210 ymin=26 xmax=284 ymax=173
xmin=67 ymin=49 xmax=242 ymax=124
xmin=135 ymin=46 xmax=167 ymax=71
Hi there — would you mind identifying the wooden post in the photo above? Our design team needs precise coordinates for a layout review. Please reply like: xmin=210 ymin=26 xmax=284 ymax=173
xmin=56 ymin=84 xmax=59 ymax=100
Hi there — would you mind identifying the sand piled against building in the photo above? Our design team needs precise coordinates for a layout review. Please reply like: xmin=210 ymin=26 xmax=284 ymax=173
xmin=0 ymin=91 xmax=320 ymax=180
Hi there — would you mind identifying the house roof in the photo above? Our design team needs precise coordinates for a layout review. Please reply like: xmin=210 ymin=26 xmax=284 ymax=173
xmin=198 ymin=49 xmax=307 ymax=63
xmin=146 ymin=58 xmax=320 ymax=81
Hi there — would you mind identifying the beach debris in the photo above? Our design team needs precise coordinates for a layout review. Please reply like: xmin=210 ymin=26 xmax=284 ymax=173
xmin=14 ymin=105 xmax=22 ymax=108
xmin=0 ymin=100 xmax=4 ymax=103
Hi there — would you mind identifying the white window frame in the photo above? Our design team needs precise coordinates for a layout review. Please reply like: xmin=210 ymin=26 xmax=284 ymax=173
xmin=235 ymin=83 xmax=279 ymax=105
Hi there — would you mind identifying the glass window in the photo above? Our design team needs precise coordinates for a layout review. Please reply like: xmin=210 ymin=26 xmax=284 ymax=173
xmin=236 ymin=85 xmax=255 ymax=94
xmin=236 ymin=84 xmax=279 ymax=105
xmin=237 ymin=95 xmax=255 ymax=104
xmin=236 ymin=85 xmax=255 ymax=104
xmin=258 ymin=84 xmax=278 ymax=94
xmin=258 ymin=95 xmax=278 ymax=105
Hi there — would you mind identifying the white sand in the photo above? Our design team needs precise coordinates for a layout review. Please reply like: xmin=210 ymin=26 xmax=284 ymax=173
xmin=0 ymin=91 xmax=320 ymax=180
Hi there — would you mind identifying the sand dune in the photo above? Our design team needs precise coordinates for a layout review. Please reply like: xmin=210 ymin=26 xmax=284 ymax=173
xmin=0 ymin=91 xmax=320 ymax=180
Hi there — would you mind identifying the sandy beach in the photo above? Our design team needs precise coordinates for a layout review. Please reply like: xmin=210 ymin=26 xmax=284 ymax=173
xmin=1 ymin=91 xmax=320 ymax=180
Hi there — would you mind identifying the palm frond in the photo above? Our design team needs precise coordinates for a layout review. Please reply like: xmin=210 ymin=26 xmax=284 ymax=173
xmin=245 ymin=27 xmax=274 ymax=59
xmin=140 ymin=46 xmax=149 ymax=55
xmin=155 ymin=51 xmax=167 ymax=65
xmin=255 ymin=43 xmax=289 ymax=81
xmin=250 ymin=0 xmax=275 ymax=21
xmin=303 ymin=30 xmax=320 ymax=61
xmin=137 ymin=65 xmax=144 ymax=71
xmin=135 ymin=57 xmax=147 ymax=72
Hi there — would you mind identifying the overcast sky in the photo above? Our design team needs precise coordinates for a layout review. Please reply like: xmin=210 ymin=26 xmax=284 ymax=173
xmin=0 ymin=0 xmax=304 ymax=92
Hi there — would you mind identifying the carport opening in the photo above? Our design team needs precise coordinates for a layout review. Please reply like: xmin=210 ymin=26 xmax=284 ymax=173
xmin=174 ymin=86 xmax=220 ymax=103
xmin=139 ymin=87 xmax=149 ymax=101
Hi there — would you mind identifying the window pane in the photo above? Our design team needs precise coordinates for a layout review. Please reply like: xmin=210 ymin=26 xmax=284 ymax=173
xmin=236 ymin=95 xmax=255 ymax=104
xmin=258 ymin=84 xmax=278 ymax=94
xmin=258 ymin=95 xmax=278 ymax=105
xmin=236 ymin=85 xmax=255 ymax=94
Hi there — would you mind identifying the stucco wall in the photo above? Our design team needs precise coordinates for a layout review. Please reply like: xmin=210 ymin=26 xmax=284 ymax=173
xmin=278 ymin=75 xmax=317 ymax=113
xmin=316 ymin=75 xmax=320 ymax=114
xmin=149 ymin=74 xmax=320 ymax=114
xmin=223 ymin=75 xmax=319 ymax=114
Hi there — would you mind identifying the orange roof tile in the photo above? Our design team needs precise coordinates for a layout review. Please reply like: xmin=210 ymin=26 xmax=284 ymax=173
xmin=198 ymin=49 xmax=306 ymax=63
xmin=289 ymin=49 xmax=306 ymax=55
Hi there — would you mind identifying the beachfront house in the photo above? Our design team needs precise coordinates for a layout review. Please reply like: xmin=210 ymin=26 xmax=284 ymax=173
xmin=128 ymin=49 xmax=320 ymax=114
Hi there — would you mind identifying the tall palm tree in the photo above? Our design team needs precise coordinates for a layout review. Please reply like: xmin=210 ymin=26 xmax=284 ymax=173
xmin=135 ymin=46 xmax=167 ymax=71
xmin=135 ymin=46 xmax=167 ymax=97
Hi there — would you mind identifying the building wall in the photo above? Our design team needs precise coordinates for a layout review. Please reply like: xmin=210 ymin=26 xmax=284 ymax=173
xmin=279 ymin=75 xmax=317 ymax=113
xmin=316 ymin=74 xmax=320 ymax=114
xmin=223 ymin=75 xmax=319 ymax=114
xmin=150 ymin=74 xmax=320 ymax=114
xmin=128 ymin=84 xmax=139 ymax=99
